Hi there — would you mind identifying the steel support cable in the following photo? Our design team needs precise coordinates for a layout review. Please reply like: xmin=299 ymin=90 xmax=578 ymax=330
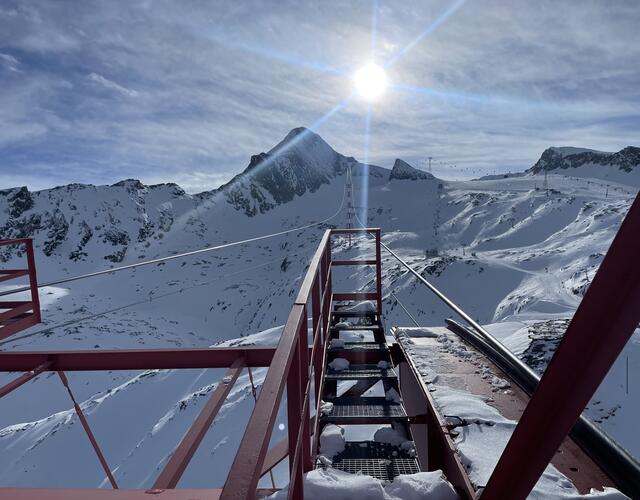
xmin=387 ymin=290 xmax=419 ymax=327
xmin=0 ymin=184 xmax=347 ymax=298
xmin=0 ymin=256 xmax=284 ymax=347
xmin=354 ymin=212 xmax=640 ymax=496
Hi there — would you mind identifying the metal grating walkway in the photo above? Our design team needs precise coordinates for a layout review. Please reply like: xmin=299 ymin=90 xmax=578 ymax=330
xmin=317 ymin=442 xmax=420 ymax=481
xmin=317 ymin=308 xmax=420 ymax=480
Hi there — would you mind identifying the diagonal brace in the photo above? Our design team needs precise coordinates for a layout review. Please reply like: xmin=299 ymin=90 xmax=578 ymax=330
xmin=57 ymin=371 xmax=118 ymax=489
xmin=153 ymin=357 xmax=246 ymax=489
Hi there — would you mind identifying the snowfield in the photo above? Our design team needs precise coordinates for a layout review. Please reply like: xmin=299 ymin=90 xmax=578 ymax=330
xmin=0 ymin=129 xmax=638 ymax=496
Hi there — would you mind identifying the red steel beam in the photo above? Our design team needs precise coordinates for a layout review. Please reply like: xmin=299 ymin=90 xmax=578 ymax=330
xmin=482 ymin=194 xmax=640 ymax=500
xmin=396 ymin=339 xmax=475 ymax=499
xmin=330 ymin=228 xmax=377 ymax=235
xmin=57 ymin=371 xmax=118 ymax=489
xmin=331 ymin=259 xmax=377 ymax=266
xmin=0 ymin=301 xmax=34 ymax=322
xmin=0 ymin=313 xmax=39 ymax=341
xmin=0 ymin=360 xmax=53 ymax=398
xmin=332 ymin=292 xmax=377 ymax=301
xmin=0 ymin=270 xmax=29 ymax=284
xmin=0 ymin=347 xmax=278 ymax=372
xmin=25 ymin=239 xmax=41 ymax=324
xmin=153 ymin=357 xmax=246 ymax=489
xmin=260 ymin=416 xmax=317 ymax=476
xmin=0 ymin=488 xmax=267 ymax=499
xmin=221 ymin=305 xmax=304 ymax=500
xmin=374 ymin=228 xmax=382 ymax=314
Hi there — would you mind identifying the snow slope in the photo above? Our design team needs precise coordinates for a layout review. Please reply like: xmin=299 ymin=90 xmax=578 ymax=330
xmin=0 ymin=129 xmax=638 ymax=491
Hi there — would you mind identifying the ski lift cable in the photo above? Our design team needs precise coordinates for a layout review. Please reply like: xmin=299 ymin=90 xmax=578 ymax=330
xmin=0 ymin=256 xmax=285 ymax=347
xmin=0 ymin=183 xmax=347 ymax=298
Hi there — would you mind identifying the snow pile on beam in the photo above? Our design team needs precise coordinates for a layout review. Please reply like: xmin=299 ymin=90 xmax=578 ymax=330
xmin=396 ymin=329 xmax=630 ymax=499
xmin=268 ymin=468 xmax=459 ymax=500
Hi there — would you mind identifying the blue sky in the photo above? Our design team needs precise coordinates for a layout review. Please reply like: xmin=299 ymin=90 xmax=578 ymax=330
xmin=1 ymin=0 xmax=639 ymax=192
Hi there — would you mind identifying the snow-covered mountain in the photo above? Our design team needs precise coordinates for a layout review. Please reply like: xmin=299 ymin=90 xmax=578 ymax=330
xmin=528 ymin=146 xmax=640 ymax=186
xmin=0 ymin=128 xmax=638 ymax=491
xmin=388 ymin=159 xmax=435 ymax=181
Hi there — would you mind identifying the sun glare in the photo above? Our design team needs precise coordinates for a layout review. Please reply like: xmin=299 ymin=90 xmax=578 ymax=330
xmin=354 ymin=63 xmax=388 ymax=101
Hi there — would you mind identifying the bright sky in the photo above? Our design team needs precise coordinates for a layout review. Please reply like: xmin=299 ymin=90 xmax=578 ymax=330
xmin=1 ymin=0 xmax=639 ymax=192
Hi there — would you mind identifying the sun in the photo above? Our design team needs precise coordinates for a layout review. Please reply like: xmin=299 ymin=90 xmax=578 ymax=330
xmin=353 ymin=63 xmax=388 ymax=101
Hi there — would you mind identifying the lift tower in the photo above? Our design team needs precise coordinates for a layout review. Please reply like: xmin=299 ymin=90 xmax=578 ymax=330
xmin=346 ymin=165 xmax=355 ymax=246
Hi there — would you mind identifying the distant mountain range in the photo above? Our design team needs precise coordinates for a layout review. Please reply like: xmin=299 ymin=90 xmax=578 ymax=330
xmin=529 ymin=146 xmax=639 ymax=175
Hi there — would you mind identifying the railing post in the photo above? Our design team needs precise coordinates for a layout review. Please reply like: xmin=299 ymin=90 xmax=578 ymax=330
xmin=299 ymin=305 xmax=312 ymax=472
xmin=312 ymin=277 xmax=322 ymax=408
xmin=374 ymin=229 xmax=382 ymax=315
xmin=24 ymin=239 xmax=41 ymax=324
xmin=287 ymin=333 xmax=303 ymax=498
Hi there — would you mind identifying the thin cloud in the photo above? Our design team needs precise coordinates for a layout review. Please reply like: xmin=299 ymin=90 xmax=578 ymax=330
xmin=0 ymin=0 xmax=638 ymax=191
xmin=87 ymin=73 xmax=138 ymax=97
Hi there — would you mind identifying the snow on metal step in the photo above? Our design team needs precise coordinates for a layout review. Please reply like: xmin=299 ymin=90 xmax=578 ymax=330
xmin=317 ymin=441 xmax=419 ymax=480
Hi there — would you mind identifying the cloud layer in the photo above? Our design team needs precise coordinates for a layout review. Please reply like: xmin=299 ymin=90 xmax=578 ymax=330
xmin=0 ymin=0 xmax=639 ymax=191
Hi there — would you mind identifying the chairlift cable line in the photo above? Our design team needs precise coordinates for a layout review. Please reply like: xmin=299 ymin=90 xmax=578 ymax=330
xmin=0 ymin=256 xmax=286 ymax=347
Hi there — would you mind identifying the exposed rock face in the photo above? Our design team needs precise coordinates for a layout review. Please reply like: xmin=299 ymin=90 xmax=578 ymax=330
xmin=0 ymin=181 xmax=194 ymax=262
xmin=529 ymin=146 xmax=640 ymax=174
xmin=389 ymin=159 xmax=435 ymax=181
xmin=216 ymin=127 xmax=387 ymax=216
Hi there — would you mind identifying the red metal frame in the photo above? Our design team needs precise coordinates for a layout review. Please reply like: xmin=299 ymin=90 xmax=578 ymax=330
xmin=482 ymin=194 xmax=640 ymax=500
xmin=0 ymin=229 xmax=384 ymax=499
xmin=2 ymin=209 xmax=634 ymax=499
xmin=0 ymin=239 xmax=41 ymax=340
xmin=393 ymin=334 xmax=476 ymax=499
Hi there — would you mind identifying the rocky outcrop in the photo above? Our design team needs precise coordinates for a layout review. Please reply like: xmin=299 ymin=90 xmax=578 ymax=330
xmin=389 ymin=159 xmax=434 ymax=181
xmin=529 ymin=146 xmax=640 ymax=174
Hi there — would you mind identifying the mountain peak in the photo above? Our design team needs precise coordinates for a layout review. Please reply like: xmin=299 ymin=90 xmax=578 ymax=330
xmin=530 ymin=146 xmax=640 ymax=174
xmin=389 ymin=159 xmax=434 ymax=181
xmin=217 ymin=127 xmax=362 ymax=216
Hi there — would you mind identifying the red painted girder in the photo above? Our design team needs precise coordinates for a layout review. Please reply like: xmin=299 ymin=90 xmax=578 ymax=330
xmin=0 ymin=361 xmax=53 ymax=398
xmin=482 ymin=193 xmax=640 ymax=500
xmin=153 ymin=357 xmax=246 ymax=489
xmin=0 ymin=270 xmax=29 ymax=283
xmin=331 ymin=259 xmax=377 ymax=266
xmin=0 ymin=301 xmax=34 ymax=322
xmin=221 ymin=305 xmax=304 ymax=500
xmin=57 ymin=371 xmax=118 ymax=489
xmin=260 ymin=416 xmax=317 ymax=476
xmin=332 ymin=292 xmax=377 ymax=301
xmin=0 ymin=488 xmax=267 ymax=499
xmin=0 ymin=347 xmax=279 ymax=371
xmin=0 ymin=314 xmax=40 ymax=341
xmin=330 ymin=228 xmax=377 ymax=235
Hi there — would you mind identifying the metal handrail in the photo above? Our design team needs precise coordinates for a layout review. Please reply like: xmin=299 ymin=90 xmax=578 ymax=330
xmin=221 ymin=227 xmax=383 ymax=499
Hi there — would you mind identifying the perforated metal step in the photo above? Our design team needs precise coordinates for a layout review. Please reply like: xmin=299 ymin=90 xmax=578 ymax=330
xmin=321 ymin=396 xmax=406 ymax=423
xmin=332 ymin=309 xmax=378 ymax=318
xmin=329 ymin=342 xmax=387 ymax=352
xmin=331 ymin=324 xmax=383 ymax=332
xmin=325 ymin=364 xmax=397 ymax=380
xmin=317 ymin=442 xmax=419 ymax=480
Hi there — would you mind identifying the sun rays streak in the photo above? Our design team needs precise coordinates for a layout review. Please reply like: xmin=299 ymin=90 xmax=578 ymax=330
xmin=359 ymin=104 xmax=372 ymax=229
xmin=384 ymin=0 xmax=467 ymax=68
xmin=371 ymin=0 xmax=380 ymax=59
